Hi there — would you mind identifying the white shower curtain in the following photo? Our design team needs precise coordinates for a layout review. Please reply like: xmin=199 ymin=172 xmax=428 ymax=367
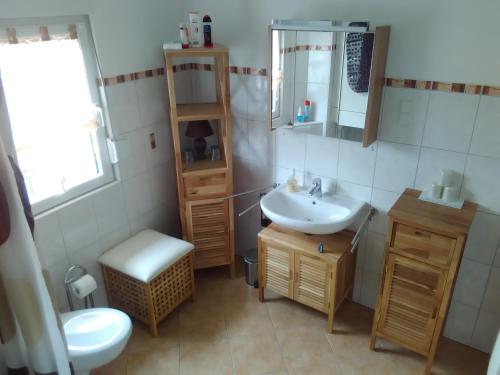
xmin=0 ymin=137 xmax=71 ymax=374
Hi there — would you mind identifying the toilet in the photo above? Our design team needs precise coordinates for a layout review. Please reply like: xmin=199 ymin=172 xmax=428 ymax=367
xmin=61 ymin=308 xmax=132 ymax=375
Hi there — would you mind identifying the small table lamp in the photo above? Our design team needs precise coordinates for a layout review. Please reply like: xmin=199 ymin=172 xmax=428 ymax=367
xmin=185 ymin=120 xmax=214 ymax=160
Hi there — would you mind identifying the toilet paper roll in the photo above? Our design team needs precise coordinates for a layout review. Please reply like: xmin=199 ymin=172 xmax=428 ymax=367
xmin=71 ymin=274 xmax=97 ymax=299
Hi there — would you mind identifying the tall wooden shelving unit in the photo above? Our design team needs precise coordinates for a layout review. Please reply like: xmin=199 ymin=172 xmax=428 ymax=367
xmin=164 ymin=45 xmax=235 ymax=277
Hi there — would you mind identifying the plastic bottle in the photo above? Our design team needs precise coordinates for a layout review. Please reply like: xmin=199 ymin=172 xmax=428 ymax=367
xmin=188 ymin=12 xmax=202 ymax=47
xmin=286 ymin=169 xmax=299 ymax=192
xmin=179 ymin=23 xmax=190 ymax=49
xmin=296 ymin=106 xmax=303 ymax=123
xmin=203 ymin=15 xmax=213 ymax=47
xmin=303 ymin=100 xmax=311 ymax=122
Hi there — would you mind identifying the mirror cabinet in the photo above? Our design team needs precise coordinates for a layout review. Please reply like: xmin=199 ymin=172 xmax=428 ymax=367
xmin=268 ymin=21 xmax=390 ymax=147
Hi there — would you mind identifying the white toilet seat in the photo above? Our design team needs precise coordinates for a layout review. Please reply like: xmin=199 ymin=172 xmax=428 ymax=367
xmin=61 ymin=308 xmax=132 ymax=373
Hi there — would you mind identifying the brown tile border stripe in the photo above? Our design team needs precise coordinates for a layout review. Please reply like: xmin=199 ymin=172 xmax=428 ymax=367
xmin=98 ymin=69 xmax=499 ymax=96
xmin=280 ymin=44 xmax=336 ymax=54
xmin=99 ymin=64 xmax=266 ymax=86
xmin=385 ymin=78 xmax=498 ymax=96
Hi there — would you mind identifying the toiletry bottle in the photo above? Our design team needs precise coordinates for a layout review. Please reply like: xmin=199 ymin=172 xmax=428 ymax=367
xmin=287 ymin=169 xmax=299 ymax=192
xmin=188 ymin=12 xmax=202 ymax=47
xmin=303 ymin=100 xmax=311 ymax=122
xmin=179 ymin=23 xmax=190 ymax=49
xmin=296 ymin=106 xmax=303 ymax=123
xmin=203 ymin=15 xmax=213 ymax=47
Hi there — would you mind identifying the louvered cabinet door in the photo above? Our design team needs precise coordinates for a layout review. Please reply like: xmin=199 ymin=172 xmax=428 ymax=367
xmin=261 ymin=243 xmax=293 ymax=298
xmin=186 ymin=198 xmax=230 ymax=269
xmin=376 ymin=253 xmax=447 ymax=354
xmin=293 ymin=253 xmax=331 ymax=313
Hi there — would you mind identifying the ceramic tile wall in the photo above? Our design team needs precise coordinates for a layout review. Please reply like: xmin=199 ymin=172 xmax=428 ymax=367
xmin=34 ymin=75 xmax=180 ymax=312
xmin=273 ymin=86 xmax=500 ymax=353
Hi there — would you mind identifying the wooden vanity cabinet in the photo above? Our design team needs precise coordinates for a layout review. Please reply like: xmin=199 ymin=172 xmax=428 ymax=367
xmin=370 ymin=189 xmax=477 ymax=374
xmin=258 ymin=224 xmax=356 ymax=332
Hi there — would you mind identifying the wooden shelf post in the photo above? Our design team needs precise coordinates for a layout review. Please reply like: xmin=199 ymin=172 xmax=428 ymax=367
xmin=164 ymin=45 xmax=235 ymax=277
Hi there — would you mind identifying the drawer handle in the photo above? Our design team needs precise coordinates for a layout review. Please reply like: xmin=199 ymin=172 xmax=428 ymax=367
xmin=413 ymin=230 xmax=430 ymax=238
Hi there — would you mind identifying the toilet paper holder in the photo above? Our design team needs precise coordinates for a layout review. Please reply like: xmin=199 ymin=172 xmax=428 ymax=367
xmin=64 ymin=265 xmax=95 ymax=311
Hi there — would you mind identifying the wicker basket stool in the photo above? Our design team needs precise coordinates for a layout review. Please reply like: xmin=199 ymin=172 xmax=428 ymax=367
xmin=98 ymin=229 xmax=195 ymax=337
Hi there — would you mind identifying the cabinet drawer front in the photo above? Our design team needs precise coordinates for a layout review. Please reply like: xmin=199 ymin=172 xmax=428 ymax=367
xmin=187 ymin=200 xmax=229 ymax=268
xmin=263 ymin=245 xmax=292 ymax=298
xmin=184 ymin=173 xmax=227 ymax=198
xmin=378 ymin=254 xmax=447 ymax=354
xmin=294 ymin=254 xmax=330 ymax=313
xmin=391 ymin=223 xmax=456 ymax=266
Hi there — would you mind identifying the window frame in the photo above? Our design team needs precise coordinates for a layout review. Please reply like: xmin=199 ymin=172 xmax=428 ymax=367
xmin=0 ymin=15 xmax=115 ymax=215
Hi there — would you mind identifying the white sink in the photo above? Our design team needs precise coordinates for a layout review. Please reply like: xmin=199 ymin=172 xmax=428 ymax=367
xmin=260 ymin=185 xmax=366 ymax=234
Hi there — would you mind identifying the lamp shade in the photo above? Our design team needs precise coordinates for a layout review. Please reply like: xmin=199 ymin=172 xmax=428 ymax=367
xmin=185 ymin=120 xmax=214 ymax=138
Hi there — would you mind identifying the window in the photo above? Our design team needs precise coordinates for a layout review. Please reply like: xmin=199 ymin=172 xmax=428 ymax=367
xmin=271 ymin=30 xmax=282 ymax=119
xmin=0 ymin=17 xmax=114 ymax=214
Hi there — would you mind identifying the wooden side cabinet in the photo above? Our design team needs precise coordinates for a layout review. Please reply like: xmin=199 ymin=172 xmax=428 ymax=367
xmin=258 ymin=224 xmax=357 ymax=332
xmin=370 ymin=189 xmax=477 ymax=374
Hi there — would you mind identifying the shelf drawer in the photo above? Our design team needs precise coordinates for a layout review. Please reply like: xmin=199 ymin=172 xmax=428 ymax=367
xmin=391 ymin=223 xmax=456 ymax=266
xmin=184 ymin=172 xmax=228 ymax=198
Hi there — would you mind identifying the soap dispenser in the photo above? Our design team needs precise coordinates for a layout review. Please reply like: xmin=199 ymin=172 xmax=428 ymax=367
xmin=286 ymin=169 xmax=299 ymax=192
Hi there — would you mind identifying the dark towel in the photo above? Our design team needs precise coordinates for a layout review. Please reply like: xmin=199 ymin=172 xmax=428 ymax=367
xmin=8 ymin=156 xmax=34 ymax=236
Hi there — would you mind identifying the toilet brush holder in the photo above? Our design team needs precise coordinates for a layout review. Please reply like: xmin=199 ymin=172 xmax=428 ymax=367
xmin=64 ymin=265 xmax=96 ymax=311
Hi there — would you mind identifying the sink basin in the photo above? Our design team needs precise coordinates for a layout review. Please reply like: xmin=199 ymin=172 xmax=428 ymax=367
xmin=260 ymin=186 xmax=366 ymax=234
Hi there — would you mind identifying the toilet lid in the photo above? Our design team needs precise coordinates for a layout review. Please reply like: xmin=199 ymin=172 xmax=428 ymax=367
xmin=61 ymin=308 xmax=131 ymax=356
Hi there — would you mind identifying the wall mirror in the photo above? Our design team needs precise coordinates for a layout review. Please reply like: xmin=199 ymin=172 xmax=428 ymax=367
xmin=268 ymin=20 xmax=390 ymax=147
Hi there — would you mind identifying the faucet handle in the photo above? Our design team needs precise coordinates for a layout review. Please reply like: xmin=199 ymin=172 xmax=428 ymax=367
xmin=311 ymin=177 xmax=322 ymax=186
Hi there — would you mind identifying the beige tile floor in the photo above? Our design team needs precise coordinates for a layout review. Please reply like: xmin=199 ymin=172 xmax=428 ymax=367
xmin=93 ymin=261 xmax=489 ymax=375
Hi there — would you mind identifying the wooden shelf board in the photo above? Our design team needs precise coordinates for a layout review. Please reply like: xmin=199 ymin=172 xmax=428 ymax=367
xmin=182 ymin=159 xmax=227 ymax=176
xmin=164 ymin=44 xmax=228 ymax=57
xmin=176 ymin=103 xmax=225 ymax=122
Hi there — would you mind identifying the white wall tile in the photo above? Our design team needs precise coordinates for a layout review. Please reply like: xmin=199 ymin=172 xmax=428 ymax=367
xmin=414 ymin=147 xmax=467 ymax=191
xmin=232 ymin=117 xmax=249 ymax=159
xmin=379 ymin=87 xmax=429 ymax=145
xmin=46 ymin=258 xmax=71 ymax=312
xmin=149 ymin=161 xmax=177 ymax=208
xmin=304 ymin=135 xmax=339 ymax=179
xmin=122 ymin=171 xmax=153 ymax=220
xmin=34 ymin=212 xmax=66 ymax=268
xmin=364 ymin=232 xmax=386 ymax=275
xmin=275 ymin=129 xmax=306 ymax=170
xmin=247 ymin=120 xmax=271 ymax=167
xmin=359 ymin=271 xmax=380 ymax=309
xmin=135 ymin=76 xmax=168 ymax=127
xmin=471 ymin=309 xmax=500 ymax=353
xmin=99 ymin=224 xmax=131 ymax=253
xmin=57 ymin=196 xmax=99 ymax=253
xmin=294 ymin=51 xmax=309 ymax=84
xmin=144 ymin=123 xmax=172 ymax=169
xmin=463 ymin=212 xmax=500 ymax=265
xmin=336 ymin=180 xmax=372 ymax=203
xmin=422 ymin=91 xmax=479 ymax=153
xmin=469 ymin=96 xmax=500 ymax=158
xmin=247 ymin=75 xmax=267 ymax=121
xmin=307 ymin=51 xmax=331 ymax=84
xmin=462 ymin=155 xmax=500 ymax=214
xmin=191 ymin=70 xmax=217 ymax=103
xmin=116 ymin=128 xmax=149 ymax=180
xmin=370 ymin=188 xmax=400 ymax=235
xmin=105 ymin=81 xmax=141 ymax=136
xmin=306 ymin=83 xmax=330 ymax=123
xmin=481 ymin=266 xmax=500 ymax=314
xmin=338 ymin=140 xmax=377 ymax=186
xmin=373 ymin=142 xmax=419 ymax=193
xmin=452 ymin=259 xmax=490 ymax=308
xmin=230 ymin=74 xmax=248 ymax=119
xmin=443 ymin=301 xmax=478 ymax=345
xmin=92 ymin=183 xmax=128 ymax=237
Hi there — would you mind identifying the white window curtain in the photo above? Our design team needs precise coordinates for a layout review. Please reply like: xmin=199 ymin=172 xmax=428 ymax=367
xmin=0 ymin=136 xmax=71 ymax=373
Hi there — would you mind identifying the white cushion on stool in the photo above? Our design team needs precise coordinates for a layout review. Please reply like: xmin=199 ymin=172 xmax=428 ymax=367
xmin=98 ymin=229 xmax=194 ymax=283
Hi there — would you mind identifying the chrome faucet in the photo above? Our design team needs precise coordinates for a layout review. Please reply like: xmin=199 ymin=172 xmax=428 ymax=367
xmin=308 ymin=178 xmax=322 ymax=198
